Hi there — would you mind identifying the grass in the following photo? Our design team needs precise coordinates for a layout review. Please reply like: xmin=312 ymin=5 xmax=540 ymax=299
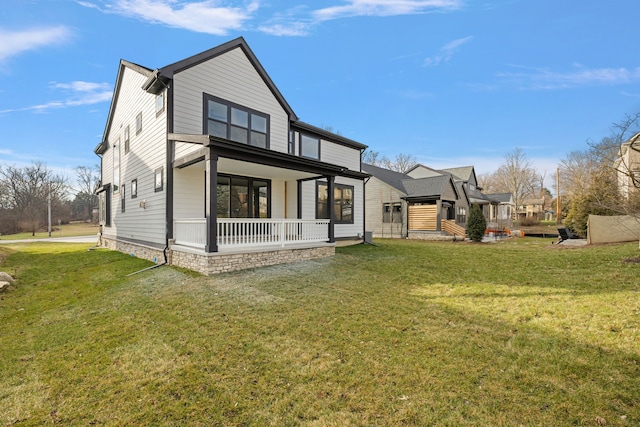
xmin=0 ymin=222 xmax=99 ymax=240
xmin=0 ymin=238 xmax=638 ymax=426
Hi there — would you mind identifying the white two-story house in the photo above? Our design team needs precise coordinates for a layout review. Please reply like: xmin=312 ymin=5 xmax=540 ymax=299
xmin=95 ymin=37 xmax=368 ymax=274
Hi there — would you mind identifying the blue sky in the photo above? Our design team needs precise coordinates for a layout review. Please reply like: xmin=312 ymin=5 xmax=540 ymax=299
xmin=1 ymin=0 xmax=639 ymax=190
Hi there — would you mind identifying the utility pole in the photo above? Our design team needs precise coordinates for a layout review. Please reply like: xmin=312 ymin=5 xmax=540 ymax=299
xmin=48 ymin=183 xmax=52 ymax=237
xmin=556 ymin=168 xmax=561 ymax=225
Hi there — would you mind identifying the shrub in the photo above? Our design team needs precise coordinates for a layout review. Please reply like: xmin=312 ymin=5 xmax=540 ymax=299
xmin=518 ymin=217 xmax=540 ymax=227
xmin=467 ymin=204 xmax=487 ymax=242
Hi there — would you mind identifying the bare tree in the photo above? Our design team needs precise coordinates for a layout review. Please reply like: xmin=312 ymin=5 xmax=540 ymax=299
xmin=0 ymin=162 xmax=68 ymax=235
xmin=72 ymin=165 xmax=100 ymax=221
xmin=489 ymin=148 xmax=539 ymax=213
xmin=381 ymin=153 xmax=418 ymax=174
xmin=362 ymin=149 xmax=381 ymax=166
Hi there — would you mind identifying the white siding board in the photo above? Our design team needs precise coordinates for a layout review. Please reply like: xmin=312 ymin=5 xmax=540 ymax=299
xmin=174 ymin=168 xmax=204 ymax=219
xmin=172 ymin=47 xmax=289 ymax=154
xmin=102 ymin=66 xmax=167 ymax=246
xmin=364 ymin=177 xmax=407 ymax=238
xmin=321 ymin=140 xmax=361 ymax=171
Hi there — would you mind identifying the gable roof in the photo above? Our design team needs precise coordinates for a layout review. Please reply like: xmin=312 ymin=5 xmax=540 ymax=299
xmin=95 ymin=59 xmax=154 ymax=155
xmin=406 ymin=163 xmax=443 ymax=177
xmin=362 ymin=163 xmax=412 ymax=193
xmin=294 ymin=121 xmax=367 ymax=151
xmin=440 ymin=166 xmax=475 ymax=182
xmin=484 ymin=193 xmax=513 ymax=203
xmin=157 ymin=37 xmax=297 ymax=121
xmin=402 ymin=175 xmax=459 ymax=200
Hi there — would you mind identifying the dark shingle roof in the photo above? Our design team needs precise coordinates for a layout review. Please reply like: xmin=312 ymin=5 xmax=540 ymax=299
xmin=484 ymin=193 xmax=513 ymax=203
xmin=402 ymin=175 xmax=452 ymax=198
xmin=362 ymin=163 xmax=412 ymax=193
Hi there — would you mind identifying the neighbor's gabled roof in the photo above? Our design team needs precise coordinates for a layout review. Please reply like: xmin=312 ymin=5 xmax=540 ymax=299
xmin=362 ymin=163 xmax=413 ymax=193
xmin=401 ymin=175 xmax=459 ymax=200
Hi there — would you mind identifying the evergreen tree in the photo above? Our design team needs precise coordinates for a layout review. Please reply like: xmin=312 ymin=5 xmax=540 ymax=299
xmin=467 ymin=204 xmax=487 ymax=242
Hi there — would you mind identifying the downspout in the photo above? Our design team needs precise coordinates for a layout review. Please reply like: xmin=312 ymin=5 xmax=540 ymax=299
xmin=126 ymin=245 xmax=168 ymax=276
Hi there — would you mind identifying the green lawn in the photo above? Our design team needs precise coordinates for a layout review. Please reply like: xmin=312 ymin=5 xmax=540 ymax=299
xmin=0 ymin=222 xmax=100 ymax=240
xmin=0 ymin=238 xmax=638 ymax=426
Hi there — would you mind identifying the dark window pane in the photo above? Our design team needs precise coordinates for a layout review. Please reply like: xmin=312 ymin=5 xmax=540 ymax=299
xmin=209 ymin=120 xmax=227 ymax=138
xmin=301 ymin=134 xmax=319 ymax=159
xmin=251 ymin=114 xmax=267 ymax=133
xmin=252 ymin=180 xmax=269 ymax=218
xmin=231 ymin=108 xmax=248 ymax=127
xmin=231 ymin=177 xmax=249 ymax=218
xmin=250 ymin=131 xmax=266 ymax=148
xmin=217 ymin=176 xmax=230 ymax=218
xmin=230 ymin=126 xmax=248 ymax=143
xmin=208 ymin=100 xmax=227 ymax=121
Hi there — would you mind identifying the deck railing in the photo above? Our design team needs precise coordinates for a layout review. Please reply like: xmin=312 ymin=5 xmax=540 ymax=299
xmin=174 ymin=218 xmax=330 ymax=250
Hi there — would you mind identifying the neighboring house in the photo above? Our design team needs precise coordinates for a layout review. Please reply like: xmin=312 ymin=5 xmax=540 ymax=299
xmin=483 ymin=193 xmax=514 ymax=229
xmin=95 ymin=37 xmax=368 ymax=275
xmin=363 ymin=163 xmax=468 ymax=239
xmin=517 ymin=194 xmax=554 ymax=221
xmin=407 ymin=164 xmax=499 ymax=227
xmin=615 ymin=131 xmax=640 ymax=200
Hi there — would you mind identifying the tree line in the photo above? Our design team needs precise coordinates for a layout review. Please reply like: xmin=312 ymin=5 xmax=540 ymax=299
xmin=0 ymin=163 xmax=100 ymax=236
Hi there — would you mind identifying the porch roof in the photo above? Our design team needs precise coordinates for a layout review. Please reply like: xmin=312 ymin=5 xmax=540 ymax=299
xmin=169 ymin=133 xmax=369 ymax=180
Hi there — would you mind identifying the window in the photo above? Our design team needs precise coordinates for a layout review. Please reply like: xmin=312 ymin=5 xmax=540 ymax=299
xmin=154 ymin=167 xmax=163 ymax=192
xmin=131 ymin=179 xmax=137 ymax=198
xmin=155 ymin=92 xmax=164 ymax=115
xmin=288 ymin=130 xmax=295 ymax=155
xmin=136 ymin=112 xmax=142 ymax=134
xmin=205 ymin=95 xmax=269 ymax=148
xmin=113 ymin=139 xmax=120 ymax=194
xmin=216 ymin=174 xmax=270 ymax=218
xmin=300 ymin=134 xmax=320 ymax=160
xmin=121 ymin=184 xmax=126 ymax=213
xmin=383 ymin=203 xmax=402 ymax=223
xmin=124 ymin=125 xmax=130 ymax=154
xmin=456 ymin=206 xmax=466 ymax=223
xmin=317 ymin=182 xmax=354 ymax=224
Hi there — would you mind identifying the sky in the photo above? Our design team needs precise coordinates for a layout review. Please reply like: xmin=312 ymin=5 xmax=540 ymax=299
xmin=1 ymin=0 xmax=640 ymax=192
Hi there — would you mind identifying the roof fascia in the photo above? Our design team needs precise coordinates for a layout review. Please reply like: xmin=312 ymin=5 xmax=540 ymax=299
xmin=96 ymin=60 xmax=154 ymax=155
xmin=292 ymin=121 xmax=367 ymax=151
xmin=159 ymin=37 xmax=298 ymax=121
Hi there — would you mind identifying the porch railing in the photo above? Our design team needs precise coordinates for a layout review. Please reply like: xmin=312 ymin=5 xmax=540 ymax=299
xmin=173 ymin=218 xmax=330 ymax=250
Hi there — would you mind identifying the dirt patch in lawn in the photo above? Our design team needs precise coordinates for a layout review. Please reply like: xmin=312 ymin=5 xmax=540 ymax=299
xmin=622 ymin=257 xmax=640 ymax=264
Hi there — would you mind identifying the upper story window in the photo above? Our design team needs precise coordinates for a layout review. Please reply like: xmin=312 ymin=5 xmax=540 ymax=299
xmin=155 ymin=92 xmax=165 ymax=115
xmin=113 ymin=139 xmax=120 ymax=194
xmin=205 ymin=95 xmax=269 ymax=149
xmin=124 ymin=125 xmax=130 ymax=154
xmin=288 ymin=130 xmax=295 ymax=155
xmin=300 ymin=134 xmax=320 ymax=160
xmin=135 ymin=112 xmax=142 ymax=135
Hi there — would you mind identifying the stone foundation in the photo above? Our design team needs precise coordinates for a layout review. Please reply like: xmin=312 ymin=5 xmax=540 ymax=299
xmin=100 ymin=236 xmax=166 ymax=264
xmin=99 ymin=235 xmax=335 ymax=275
xmin=170 ymin=245 xmax=335 ymax=275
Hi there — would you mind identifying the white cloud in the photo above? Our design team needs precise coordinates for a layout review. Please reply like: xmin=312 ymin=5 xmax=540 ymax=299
xmin=313 ymin=0 xmax=461 ymax=21
xmin=423 ymin=36 xmax=473 ymax=67
xmin=0 ymin=81 xmax=112 ymax=114
xmin=498 ymin=64 xmax=640 ymax=90
xmin=258 ymin=22 xmax=310 ymax=37
xmin=0 ymin=26 xmax=72 ymax=62
xmin=79 ymin=0 xmax=259 ymax=35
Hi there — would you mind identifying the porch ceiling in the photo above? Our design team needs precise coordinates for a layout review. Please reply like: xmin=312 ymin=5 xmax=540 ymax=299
xmin=179 ymin=157 xmax=319 ymax=181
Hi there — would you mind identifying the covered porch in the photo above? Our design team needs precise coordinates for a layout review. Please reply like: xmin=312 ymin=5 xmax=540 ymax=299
xmin=168 ymin=133 xmax=364 ymax=259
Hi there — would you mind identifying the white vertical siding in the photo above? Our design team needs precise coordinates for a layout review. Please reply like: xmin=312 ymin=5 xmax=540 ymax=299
xmin=271 ymin=180 xmax=285 ymax=218
xmin=172 ymin=47 xmax=289 ymax=159
xmin=102 ymin=65 xmax=167 ymax=246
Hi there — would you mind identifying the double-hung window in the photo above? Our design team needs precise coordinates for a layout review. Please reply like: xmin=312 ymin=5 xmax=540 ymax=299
xmin=205 ymin=95 xmax=269 ymax=148
xmin=317 ymin=182 xmax=354 ymax=224
xmin=383 ymin=203 xmax=402 ymax=223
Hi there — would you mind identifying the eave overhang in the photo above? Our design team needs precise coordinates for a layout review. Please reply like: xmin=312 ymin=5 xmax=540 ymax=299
xmin=168 ymin=133 xmax=369 ymax=180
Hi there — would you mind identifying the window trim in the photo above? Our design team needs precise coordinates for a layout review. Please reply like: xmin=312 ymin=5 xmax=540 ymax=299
xmin=135 ymin=112 xmax=142 ymax=135
xmin=124 ymin=125 xmax=130 ymax=154
xmin=121 ymin=183 xmax=126 ymax=213
xmin=216 ymin=173 xmax=272 ymax=219
xmin=154 ymin=167 xmax=164 ymax=192
xmin=203 ymin=94 xmax=270 ymax=149
xmin=383 ymin=202 xmax=402 ymax=224
xmin=131 ymin=179 xmax=137 ymax=199
xmin=113 ymin=139 xmax=120 ymax=194
xmin=155 ymin=92 xmax=165 ymax=116
xmin=316 ymin=181 xmax=354 ymax=225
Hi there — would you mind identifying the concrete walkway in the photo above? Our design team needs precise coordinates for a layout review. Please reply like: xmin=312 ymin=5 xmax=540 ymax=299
xmin=557 ymin=238 xmax=588 ymax=247
xmin=0 ymin=235 xmax=98 ymax=244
